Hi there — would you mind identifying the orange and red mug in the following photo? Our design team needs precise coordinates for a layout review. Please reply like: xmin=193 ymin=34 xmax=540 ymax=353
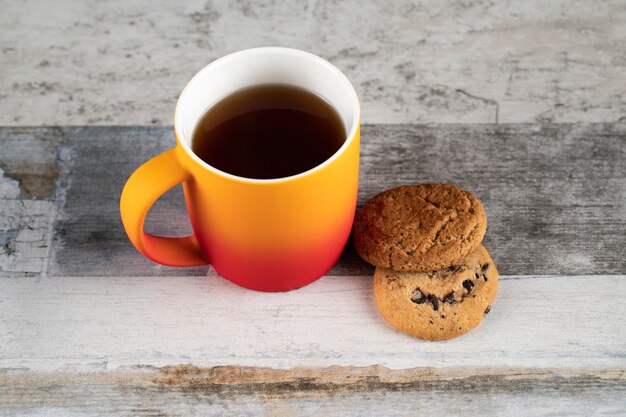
xmin=120 ymin=47 xmax=360 ymax=292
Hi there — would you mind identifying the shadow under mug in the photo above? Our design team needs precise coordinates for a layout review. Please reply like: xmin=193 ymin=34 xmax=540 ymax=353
xmin=120 ymin=47 xmax=361 ymax=292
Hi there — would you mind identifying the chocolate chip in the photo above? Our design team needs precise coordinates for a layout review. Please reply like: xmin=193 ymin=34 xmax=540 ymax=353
xmin=484 ymin=305 xmax=491 ymax=314
xmin=411 ymin=289 xmax=427 ymax=304
xmin=482 ymin=264 xmax=490 ymax=281
xmin=443 ymin=292 xmax=456 ymax=304
xmin=441 ymin=314 xmax=446 ymax=319
xmin=463 ymin=279 xmax=474 ymax=292
xmin=475 ymin=272 xmax=480 ymax=280
xmin=428 ymin=295 xmax=440 ymax=311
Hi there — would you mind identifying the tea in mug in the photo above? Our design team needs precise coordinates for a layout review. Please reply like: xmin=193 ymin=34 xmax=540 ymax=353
xmin=191 ymin=84 xmax=346 ymax=179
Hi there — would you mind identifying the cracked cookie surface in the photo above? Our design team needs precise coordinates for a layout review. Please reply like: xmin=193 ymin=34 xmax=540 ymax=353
xmin=353 ymin=184 xmax=487 ymax=271
xmin=373 ymin=245 xmax=498 ymax=341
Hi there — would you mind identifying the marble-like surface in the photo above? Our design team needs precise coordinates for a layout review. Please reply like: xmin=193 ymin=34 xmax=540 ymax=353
xmin=1 ymin=0 xmax=625 ymax=125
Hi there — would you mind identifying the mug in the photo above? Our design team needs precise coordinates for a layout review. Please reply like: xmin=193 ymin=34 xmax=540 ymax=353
xmin=120 ymin=47 xmax=360 ymax=292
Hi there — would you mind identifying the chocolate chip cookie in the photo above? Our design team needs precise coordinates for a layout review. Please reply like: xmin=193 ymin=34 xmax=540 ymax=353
xmin=353 ymin=184 xmax=487 ymax=271
xmin=373 ymin=245 xmax=498 ymax=341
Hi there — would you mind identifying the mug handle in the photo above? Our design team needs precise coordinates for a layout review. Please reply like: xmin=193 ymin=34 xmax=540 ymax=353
xmin=120 ymin=148 xmax=209 ymax=266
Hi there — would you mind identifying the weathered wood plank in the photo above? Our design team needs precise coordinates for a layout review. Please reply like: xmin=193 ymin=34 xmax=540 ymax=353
xmin=2 ymin=0 xmax=626 ymax=125
xmin=357 ymin=123 xmax=626 ymax=276
xmin=1 ymin=125 xmax=624 ymax=277
xmin=0 ymin=127 xmax=69 ymax=277
xmin=1 ymin=367 xmax=625 ymax=416
xmin=1 ymin=275 xmax=625 ymax=372
xmin=48 ymin=124 xmax=626 ymax=276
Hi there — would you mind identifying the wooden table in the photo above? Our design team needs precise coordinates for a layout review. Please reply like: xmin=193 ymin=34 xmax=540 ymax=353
xmin=2 ymin=0 xmax=626 ymax=415
xmin=1 ymin=124 xmax=624 ymax=415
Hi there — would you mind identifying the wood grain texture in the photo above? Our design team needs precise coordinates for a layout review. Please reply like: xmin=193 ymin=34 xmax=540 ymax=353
xmin=2 ymin=0 xmax=626 ymax=125
xmin=0 ymin=127 xmax=70 ymax=277
xmin=1 ymin=124 xmax=625 ymax=414
xmin=1 ymin=368 xmax=625 ymax=416
xmin=1 ymin=124 xmax=622 ymax=277
xmin=2 ymin=3 xmax=626 ymax=412
xmin=1 ymin=275 xmax=625 ymax=372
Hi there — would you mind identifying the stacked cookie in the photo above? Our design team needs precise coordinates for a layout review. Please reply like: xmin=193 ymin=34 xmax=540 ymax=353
xmin=353 ymin=184 xmax=498 ymax=340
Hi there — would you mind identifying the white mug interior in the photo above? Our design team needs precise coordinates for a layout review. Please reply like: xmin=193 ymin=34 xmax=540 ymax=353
xmin=174 ymin=47 xmax=360 ymax=182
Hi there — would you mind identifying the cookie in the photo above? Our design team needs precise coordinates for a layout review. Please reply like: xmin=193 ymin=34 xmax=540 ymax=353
xmin=353 ymin=184 xmax=487 ymax=271
xmin=373 ymin=245 xmax=498 ymax=341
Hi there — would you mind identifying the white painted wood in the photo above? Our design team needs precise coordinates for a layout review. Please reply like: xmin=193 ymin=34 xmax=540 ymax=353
xmin=1 ymin=274 xmax=624 ymax=373
xmin=1 ymin=0 xmax=625 ymax=125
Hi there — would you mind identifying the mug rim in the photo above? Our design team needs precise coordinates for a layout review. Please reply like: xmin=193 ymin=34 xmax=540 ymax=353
xmin=174 ymin=47 xmax=360 ymax=184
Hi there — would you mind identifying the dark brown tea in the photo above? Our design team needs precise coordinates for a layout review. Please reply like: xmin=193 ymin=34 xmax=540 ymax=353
xmin=191 ymin=84 xmax=346 ymax=179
